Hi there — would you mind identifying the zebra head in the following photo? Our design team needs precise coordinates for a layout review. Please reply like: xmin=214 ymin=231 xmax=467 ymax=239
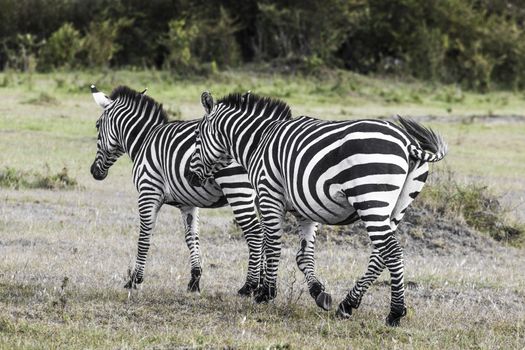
xmin=188 ymin=91 xmax=233 ymax=183
xmin=89 ymin=84 xmax=124 ymax=181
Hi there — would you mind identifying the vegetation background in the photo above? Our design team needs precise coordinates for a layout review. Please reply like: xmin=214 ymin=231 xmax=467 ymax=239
xmin=0 ymin=0 xmax=524 ymax=349
xmin=2 ymin=0 xmax=525 ymax=91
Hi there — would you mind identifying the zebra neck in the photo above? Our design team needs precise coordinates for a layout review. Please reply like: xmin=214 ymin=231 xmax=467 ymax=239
xmin=230 ymin=116 xmax=277 ymax=173
xmin=120 ymin=116 xmax=162 ymax=162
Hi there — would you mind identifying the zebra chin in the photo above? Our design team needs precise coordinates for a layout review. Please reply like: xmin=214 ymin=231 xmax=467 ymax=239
xmin=90 ymin=163 xmax=108 ymax=181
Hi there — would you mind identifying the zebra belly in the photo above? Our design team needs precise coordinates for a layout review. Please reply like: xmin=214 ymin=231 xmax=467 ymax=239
xmin=287 ymin=188 xmax=356 ymax=225
xmin=164 ymin=178 xmax=227 ymax=208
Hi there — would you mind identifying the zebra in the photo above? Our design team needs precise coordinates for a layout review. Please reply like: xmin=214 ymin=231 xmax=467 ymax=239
xmin=89 ymin=85 xmax=263 ymax=295
xmin=188 ymin=91 xmax=447 ymax=326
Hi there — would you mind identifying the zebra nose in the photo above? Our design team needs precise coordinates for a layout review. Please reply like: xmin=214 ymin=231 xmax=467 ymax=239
xmin=90 ymin=162 xmax=107 ymax=180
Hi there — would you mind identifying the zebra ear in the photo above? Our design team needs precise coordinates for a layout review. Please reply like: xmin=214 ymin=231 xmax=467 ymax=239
xmin=91 ymin=84 xmax=112 ymax=108
xmin=201 ymin=91 xmax=214 ymax=117
xmin=140 ymin=88 xmax=148 ymax=95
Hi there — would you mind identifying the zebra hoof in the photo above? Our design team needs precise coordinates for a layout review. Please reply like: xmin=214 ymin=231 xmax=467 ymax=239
xmin=315 ymin=291 xmax=332 ymax=311
xmin=385 ymin=306 xmax=407 ymax=327
xmin=124 ymin=279 xmax=137 ymax=290
xmin=254 ymin=285 xmax=276 ymax=304
xmin=237 ymin=282 xmax=257 ymax=297
xmin=187 ymin=278 xmax=200 ymax=293
xmin=335 ymin=301 xmax=353 ymax=319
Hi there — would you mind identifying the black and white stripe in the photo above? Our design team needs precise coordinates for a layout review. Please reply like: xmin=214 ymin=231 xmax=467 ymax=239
xmin=188 ymin=92 xmax=447 ymax=325
xmin=89 ymin=86 xmax=263 ymax=295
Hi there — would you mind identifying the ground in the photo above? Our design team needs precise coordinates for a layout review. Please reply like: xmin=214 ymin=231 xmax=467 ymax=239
xmin=0 ymin=70 xmax=524 ymax=349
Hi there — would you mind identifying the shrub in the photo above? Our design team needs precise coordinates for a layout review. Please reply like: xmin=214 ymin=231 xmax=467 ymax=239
xmin=419 ymin=170 xmax=524 ymax=246
xmin=39 ymin=23 xmax=83 ymax=70
xmin=254 ymin=1 xmax=352 ymax=66
xmin=82 ymin=18 xmax=132 ymax=67
xmin=162 ymin=7 xmax=242 ymax=73
xmin=162 ymin=18 xmax=199 ymax=72
xmin=193 ymin=7 xmax=242 ymax=68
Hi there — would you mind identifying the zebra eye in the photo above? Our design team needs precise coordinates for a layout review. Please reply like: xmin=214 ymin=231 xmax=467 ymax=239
xmin=96 ymin=121 xmax=100 ymax=130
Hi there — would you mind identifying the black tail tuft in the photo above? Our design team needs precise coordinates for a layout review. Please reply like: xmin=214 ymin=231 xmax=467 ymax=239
xmin=397 ymin=116 xmax=448 ymax=162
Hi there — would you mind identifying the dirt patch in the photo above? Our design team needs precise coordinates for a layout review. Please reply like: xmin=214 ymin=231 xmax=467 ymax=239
xmin=309 ymin=206 xmax=497 ymax=255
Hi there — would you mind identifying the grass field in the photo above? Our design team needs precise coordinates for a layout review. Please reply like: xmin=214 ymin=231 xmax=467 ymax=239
xmin=1 ymin=70 xmax=524 ymax=349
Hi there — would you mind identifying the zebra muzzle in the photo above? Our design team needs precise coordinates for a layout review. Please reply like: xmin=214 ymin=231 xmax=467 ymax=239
xmin=90 ymin=162 xmax=107 ymax=180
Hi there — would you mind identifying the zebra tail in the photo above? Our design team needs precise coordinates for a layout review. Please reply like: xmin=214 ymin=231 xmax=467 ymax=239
xmin=397 ymin=116 xmax=448 ymax=163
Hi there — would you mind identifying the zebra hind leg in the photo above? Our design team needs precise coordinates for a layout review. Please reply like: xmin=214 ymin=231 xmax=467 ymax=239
xmin=181 ymin=207 xmax=202 ymax=293
xmin=350 ymin=210 xmax=406 ymax=326
xmin=295 ymin=217 xmax=332 ymax=311
xmin=336 ymin=249 xmax=385 ymax=319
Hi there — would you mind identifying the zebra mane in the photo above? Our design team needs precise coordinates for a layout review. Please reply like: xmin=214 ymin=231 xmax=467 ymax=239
xmin=109 ymin=85 xmax=169 ymax=124
xmin=217 ymin=93 xmax=292 ymax=120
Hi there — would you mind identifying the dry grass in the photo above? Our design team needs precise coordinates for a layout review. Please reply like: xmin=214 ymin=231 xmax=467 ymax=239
xmin=1 ymin=186 xmax=524 ymax=349
xmin=1 ymin=70 xmax=524 ymax=348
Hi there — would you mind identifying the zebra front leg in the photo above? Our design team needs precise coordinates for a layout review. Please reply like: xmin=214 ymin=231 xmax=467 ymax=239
xmin=235 ymin=218 xmax=263 ymax=297
xmin=254 ymin=197 xmax=285 ymax=304
xmin=124 ymin=192 xmax=162 ymax=289
xmin=337 ymin=249 xmax=385 ymax=318
xmin=181 ymin=207 xmax=202 ymax=293
xmin=221 ymin=188 xmax=263 ymax=297
xmin=295 ymin=218 xmax=332 ymax=311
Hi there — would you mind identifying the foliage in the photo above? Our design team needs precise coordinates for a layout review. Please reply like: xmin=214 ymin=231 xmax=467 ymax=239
xmin=193 ymin=6 xmax=242 ymax=68
xmin=162 ymin=7 xmax=242 ymax=73
xmin=82 ymin=18 xmax=132 ymax=67
xmin=162 ymin=19 xmax=200 ymax=72
xmin=1 ymin=0 xmax=525 ymax=89
xmin=254 ymin=1 xmax=352 ymax=65
xmin=39 ymin=23 xmax=83 ymax=70
xmin=3 ymin=34 xmax=40 ymax=72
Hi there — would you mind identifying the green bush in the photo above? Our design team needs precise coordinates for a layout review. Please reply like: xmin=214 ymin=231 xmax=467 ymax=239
xmin=39 ymin=23 xmax=82 ymax=70
xmin=162 ymin=8 xmax=242 ymax=73
xmin=82 ymin=18 xmax=132 ymax=67
xmin=193 ymin=7 xmax=242 ymax=68
xmin=162 ymin=18 xmax=199 ymax=72
xmin=254 ymin=1 xmax=352 ymax=65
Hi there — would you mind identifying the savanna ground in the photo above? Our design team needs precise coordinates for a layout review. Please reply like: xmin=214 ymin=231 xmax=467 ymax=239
xmin=0 ymin=69 xmax=524 ymax=349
